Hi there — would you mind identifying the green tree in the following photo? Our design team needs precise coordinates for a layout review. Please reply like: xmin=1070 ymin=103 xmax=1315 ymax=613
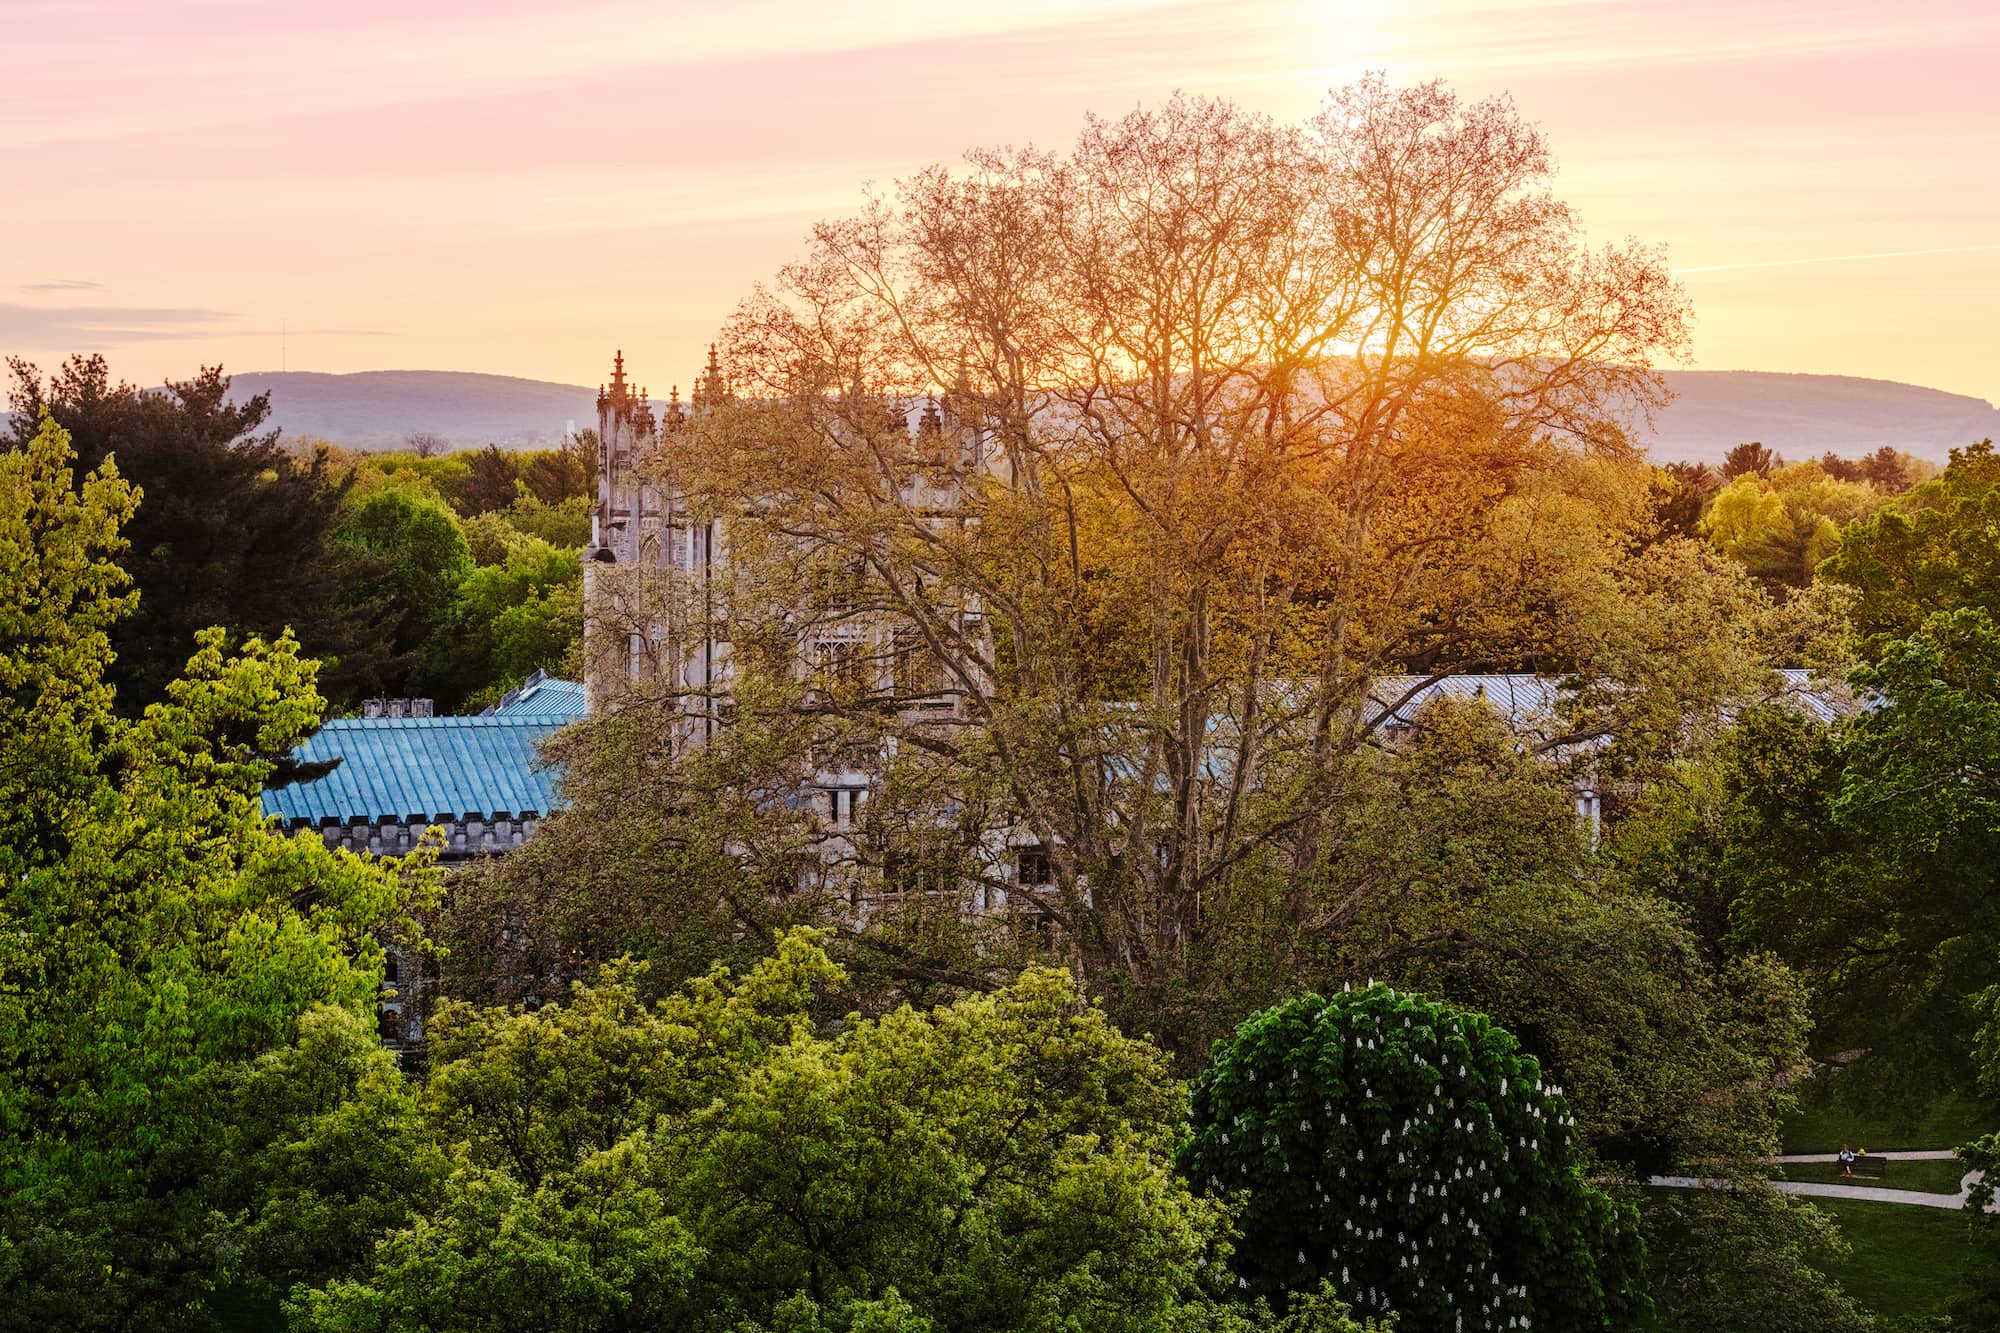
xmin=677 ymin=964 xmax=1217 ymax=1331
xmin=283 ymin=935 xmax=845 ymax=1333
xmin=1821 ymin=439 xmax=2000 ymax=644
xmin=1299 ymin=700 xmax=1810 ymax=1174
xmin=0 ymin=413 xmax=430 ymax=1330
xmin=1641 ymin=1188 xmax=1871 ymax=1333
xmin=1651 ymin=461 xmax=1720 ymax=540
xmin=294 ymin=932 xmax=1248 ymax=1333
xmin=1723 ymin=610 xmax=2000 ymax=1087
xmin=205 ymin=1005 xmax=449 ymax=1305
xmin=520 ymin=431 xmax=597 ymax=505
xmin=1274 ymin=698 xmax=1845 ymax=1330
xmin=1721 ymin=442 xmax=1780 ymax=480
xmin=421 ymin=537 xmax=582 ymax=709
xmin=1726 ymin=443 xmax=2000 ymax=1092
xmin=5 ymin=354 xmax=393 ymax=707
xmin=293 ymin=1149 xmax=700 ymax=1333
xmin=457 ymin=444 xmax=522 ymax=516
xmin=1949 ymin=1125 xmax=2000 ymax=1327
xmin=1818 ymin=446 xmax=1920 ymax=492
xmin=1181 ymin=985 xmax=1648 ymax=1330
xmin=1702 ymin=470 xmax=1862 ymax=591
xmin=335 ymin=480 xmax=474 ymax=694
xmin=344 ymin=448 xmax=475 ymax=512
xmin=499 ymin=491 xmax=592 ymax=548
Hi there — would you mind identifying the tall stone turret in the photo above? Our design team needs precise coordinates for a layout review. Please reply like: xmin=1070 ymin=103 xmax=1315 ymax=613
xmin=591 ymin=349 xmax=655 ymax=565
xmin=584 ymin=349 xmax=731 ymax=724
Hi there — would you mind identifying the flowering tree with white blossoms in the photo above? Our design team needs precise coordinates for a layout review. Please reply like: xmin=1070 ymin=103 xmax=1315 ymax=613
xmin=1181 ymin=985 xmax=1646 ymax=1331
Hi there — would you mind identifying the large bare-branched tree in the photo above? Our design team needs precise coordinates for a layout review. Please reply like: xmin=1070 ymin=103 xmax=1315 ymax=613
xmin=503 ymin=80 xmax=1782 ymax=1047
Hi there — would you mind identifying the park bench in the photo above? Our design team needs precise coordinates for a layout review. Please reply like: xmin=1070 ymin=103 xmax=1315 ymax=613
xmin=1831 ymin=1152 xmax=1889 ymax=1180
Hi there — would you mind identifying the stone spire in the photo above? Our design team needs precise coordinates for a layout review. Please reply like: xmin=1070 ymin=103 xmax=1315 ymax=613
xmin=692 ymin=344 xmax=727 ymax=408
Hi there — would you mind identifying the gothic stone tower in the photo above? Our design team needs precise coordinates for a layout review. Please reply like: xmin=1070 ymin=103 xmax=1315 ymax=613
xmin=590 ymin=348 xmax=653 ymax=566
xmin=583 ymin=349 xmax=729 ymax=733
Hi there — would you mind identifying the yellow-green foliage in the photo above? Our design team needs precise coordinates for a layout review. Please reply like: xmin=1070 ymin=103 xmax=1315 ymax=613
xmin=0 ymin=415 xmax=435 ymax=1329
xmin=287 ymin=933 xmax=1272 ymax=1333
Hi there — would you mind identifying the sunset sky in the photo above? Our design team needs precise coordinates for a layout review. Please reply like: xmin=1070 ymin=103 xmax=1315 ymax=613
xmin=7 ymin=0 xmax=1997 ymax=403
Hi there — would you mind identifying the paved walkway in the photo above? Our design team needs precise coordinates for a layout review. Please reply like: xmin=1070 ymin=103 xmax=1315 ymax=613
xmin=1774 ymin=1150 xmax=1959 ymax=1163
xmin=1652 ymin=1151 xmax=1994 ymax=1212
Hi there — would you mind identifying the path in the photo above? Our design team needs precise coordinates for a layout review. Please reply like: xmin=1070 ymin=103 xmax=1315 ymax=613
xmin=1774 ymin=1150 xmax=1959 ymax=1163
xmin=1650 ymin=1174 xmax=1989 ymax=1210
xmin=1650 ymin=1151 xmax=1994 ymax=1213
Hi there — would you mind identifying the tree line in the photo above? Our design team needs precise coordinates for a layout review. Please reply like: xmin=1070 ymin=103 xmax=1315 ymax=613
xmin=4 ymin=354 xmax=593 ymax=714
xmin=5 ymin=76 xmax=2000 ymax=1332
xmin=1654 ymin=440 xmax=1931 ymax=591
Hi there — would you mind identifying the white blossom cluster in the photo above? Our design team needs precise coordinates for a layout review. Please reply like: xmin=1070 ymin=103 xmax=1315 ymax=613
xmin=1186 ymin=983 xmax=1600 ymax=1332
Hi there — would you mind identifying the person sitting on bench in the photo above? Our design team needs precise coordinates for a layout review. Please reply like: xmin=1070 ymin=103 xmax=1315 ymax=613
xmin=1838 ymin=1144 xmax=1856 ymax=1178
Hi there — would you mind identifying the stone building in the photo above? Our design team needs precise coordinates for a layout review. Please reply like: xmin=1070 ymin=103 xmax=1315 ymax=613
xmin=583 ymin=347 xmax=735 ymax=732
xmin=262 ymin=681 xmax=586 ymax=1051
xmin=579 ymin=349 xmax=1027 ymax=902
xmin=577 ymin=350 xmax=1862 ymax=901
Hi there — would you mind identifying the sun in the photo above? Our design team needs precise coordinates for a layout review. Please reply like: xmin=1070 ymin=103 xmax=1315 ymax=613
xmin=1293 ymin=0 xmax=1400 ymax=90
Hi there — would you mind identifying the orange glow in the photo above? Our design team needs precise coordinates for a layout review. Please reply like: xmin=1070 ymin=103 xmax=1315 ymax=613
xmin=6 ymin=0 xmax=1997 ymax=403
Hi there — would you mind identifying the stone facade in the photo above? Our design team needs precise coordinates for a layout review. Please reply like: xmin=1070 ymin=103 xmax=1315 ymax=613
xmin=309 ymin=812 xmax=543 ymax=860
xmin=265 ymin=705 xmax=579 ymax=1062
xmin=579 ymin=350 xmax=1031 ymax=906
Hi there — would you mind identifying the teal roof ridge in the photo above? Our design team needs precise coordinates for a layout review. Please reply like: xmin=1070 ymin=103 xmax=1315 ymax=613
xmin=262 ymin=709 xmax=573 ymax=828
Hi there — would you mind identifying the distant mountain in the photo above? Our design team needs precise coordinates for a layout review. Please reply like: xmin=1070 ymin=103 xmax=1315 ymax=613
xmin=230 ymin=367 xmax=2000 ymax=462
xmin=228 ymin=370 xmax=597 ymax=450
xmin=1644 ymin=371 xmax=2000 ymax=464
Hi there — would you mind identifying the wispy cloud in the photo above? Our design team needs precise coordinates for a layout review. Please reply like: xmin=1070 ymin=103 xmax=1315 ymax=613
xmin=5 ymin=0 xmax=1998 ymax=398
xmin=0 ymin=302 xmax=237 ymax=344
xmin=18 ymin=278 xmax=102 ymax=293
xmin=1673 ymin=243 xmax=2000 ymax=275
xmin=0 ymin=303 xmax=391 ymax=346
xmin=234 ymin=327 xmax=396 ymax=338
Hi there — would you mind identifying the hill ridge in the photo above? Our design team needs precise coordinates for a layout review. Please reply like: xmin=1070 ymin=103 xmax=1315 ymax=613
xmin=225 ymin=367 xmax=2000 ymax=462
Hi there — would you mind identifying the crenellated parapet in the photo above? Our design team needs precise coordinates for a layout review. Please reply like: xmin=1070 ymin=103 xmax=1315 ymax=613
xmin=310 ymin=811 xmax=545 ymax=859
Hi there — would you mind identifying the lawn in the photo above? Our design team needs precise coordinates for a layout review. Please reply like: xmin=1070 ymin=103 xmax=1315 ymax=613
xmin=1776 ymin=1157 xmax=1970 ymax=1195
xmin=1782 ymin=1066 xmax=1995 ymax=1154
xmin=1807 ymin=1195 xmax=1977 ymax=1323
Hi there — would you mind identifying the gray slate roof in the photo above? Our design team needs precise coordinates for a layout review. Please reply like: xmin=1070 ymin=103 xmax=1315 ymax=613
xmin=1369 ymin=674 xmax=1565 ymax=730
xmin=1368 ymin=668 xmax=1861 ymax=738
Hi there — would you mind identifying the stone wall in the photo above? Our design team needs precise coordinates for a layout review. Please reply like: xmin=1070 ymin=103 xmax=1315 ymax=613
xmin=304 ymin=812 xmax=543 ymax=859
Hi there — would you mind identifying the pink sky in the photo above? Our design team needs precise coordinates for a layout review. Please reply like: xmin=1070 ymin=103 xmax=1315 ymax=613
xmin=6 ymin=0 xmax=1998 ymax=404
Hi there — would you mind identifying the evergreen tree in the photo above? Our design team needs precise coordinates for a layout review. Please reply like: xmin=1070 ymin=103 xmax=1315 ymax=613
xmin=1721 ymin=442 xmax=1780 ymax=480
xmin=456 ymin=443 xmax=521 ymax=516
xmin=4 ymin=354 xmax=394 ymax=708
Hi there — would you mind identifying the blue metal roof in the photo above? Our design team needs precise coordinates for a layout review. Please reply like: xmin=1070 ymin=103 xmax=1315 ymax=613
xmin=486 ymin=675 xmax=587 ymax=721
xmin=262 ymin=713 xmax=572 ymax=826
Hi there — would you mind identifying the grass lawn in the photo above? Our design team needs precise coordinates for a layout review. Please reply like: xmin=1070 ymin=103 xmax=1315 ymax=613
xmin=1782 ymin=1067 xmax=1995 ymax=1154
xmin=1807 ymin=1195 xmax=1976 ymax=1323
xmin=1776 ymin=1157 xmax=1970 ymax=1195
